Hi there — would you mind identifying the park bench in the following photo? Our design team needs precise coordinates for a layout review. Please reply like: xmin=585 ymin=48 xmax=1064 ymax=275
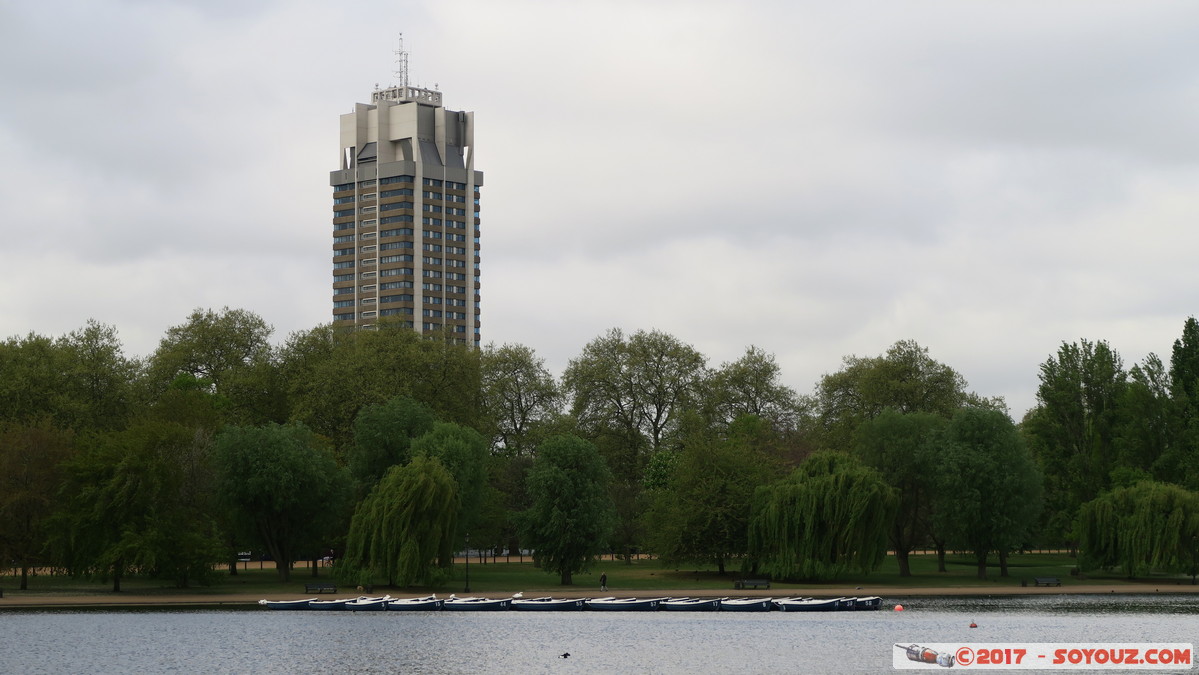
xmin=733 ymin=578 xmax=771 ymax=590
xmin=305 ymin=583 xmax=337 ymax=593
xmin=1033 ymin=577 xmax=1061 ymax=587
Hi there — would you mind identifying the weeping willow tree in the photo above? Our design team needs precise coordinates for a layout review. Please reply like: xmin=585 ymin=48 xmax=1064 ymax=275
xmin=1078 ymin=481 xmax=1199 ymax=579
xmin=339 ymin=454 xmax=459 ymax=587
xmin=747 ymin=451 xmax=897 ymax=581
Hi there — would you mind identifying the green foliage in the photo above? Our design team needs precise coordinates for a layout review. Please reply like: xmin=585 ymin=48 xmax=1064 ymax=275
xmin=641 ymin=448 xmax=679 ymax=491
xmin=563 ymin=328 xmax=707 ymax=457
xmin=16 ymin=307 xmax=1199 ymax=593
xmin=1078 ymin=481 xmax=1199 ymax=578
xmin=1170 ymin=317 xmax=1199 ymax=403
xmin=519 ymin=435 xmax=617 ymax=584
xmin=410 ymin=422 xmax=490 ymax=540
xmin=814 ymin=339 xmax=997 ymax=452
xmin=286 ymin=322 xmax=482 ymax=450
xmin=1112 ymin=355 xmax=1172 ymax=482
xmin=0 ymin=333 xmax=68 ymax=427
xmin=340 ymin=455 xmax=459 ymax=587
xmin=1025 ymin=339 xmax=1126 ymax=543
xmin=148 ymin=307 xmax=273 ymax=395
xmin=484 ymin=454 xmax=535 ymax=558
xmin=930 ymin=408 xmax=1042 ymax=578
xmin=706 ymin=346 xmax=801 ymax=432
xmin=213 ymin=423 xmax=351 ymax=582
xmin=51 ymin=421 xmax=224 ymax=588
xmin=60 ymin=320 xmax=139 ymax=431
xmin=854 ymin=409 xmax=946 ymax=576
xmin=0 ymin=329 xmax=133 ymax=431
xmin=644 ymin=430 xmax=781 ymax=572
xmin=349 ymin=396 xmax=436 ymax=491
xmin=480 ymin=343 xmax=562 ymax=455
xmin=145 ymin=375 xmax=228 ymax=431
xmin=0 ymin=420 xmax=74 ymax=588
xmin=562 ymin=329 xmax=707 ymax=563
xmin=748 ymin=451 xmax=897 ymax=581
xmin=1160 ymin=317 xmax=1199 ymax=488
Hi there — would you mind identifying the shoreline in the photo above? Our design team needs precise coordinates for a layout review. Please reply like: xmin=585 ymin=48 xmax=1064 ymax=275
xmin=3 ymin=584 xmax=1198 ymax=609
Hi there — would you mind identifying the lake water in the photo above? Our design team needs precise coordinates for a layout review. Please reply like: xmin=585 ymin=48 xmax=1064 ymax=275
xmin=1 ymin=595 xmax=1196 ymax=674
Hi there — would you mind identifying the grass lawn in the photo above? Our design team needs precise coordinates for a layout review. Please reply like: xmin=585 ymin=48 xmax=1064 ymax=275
xmin=5 ymin=553 xmax=1192 ymax=598
xmin=459 ymin=552 xmax=1178 ymax=594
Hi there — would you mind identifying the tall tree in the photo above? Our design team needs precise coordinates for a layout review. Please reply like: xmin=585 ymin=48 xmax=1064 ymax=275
xmin=0 ymin=421 xmax=74 ymax=589
xmin=213 ymin=423 xmax=351 ymax=582
xmin=645 ymin=425 xmax=781 ymax=574
xmin=1024 ymin=339 xmax=1126 ymax=543
xmin=0 ymin=332 xmax=76 ymax=428
xmin=1162 ymin=317 xmax=1199 ymax=488
xmin=706 ymin=346 xmax=801 ymax=432
xmin=340 ymin=454 xmax=459 ymax=587
xmin=52 ymin=422 xmax=224 ymax=589
xmin=854 ymin=409 xmax=947 ymax=577
xmin=410 ymin=422 xmax=490 ymax=544
xmin=748 ymin=451 xmax=896 ymax=581
xmin=1113 ymin=355 xmax=1172 ymax=480
xmin=148 ymin=307 xmax=273 ymax=395
xmin=563 ymin=328 xmax=707 ymax=458
xmin=519 ymin=435 xmax=616 ymax=585
xmin=479 ymin=343 xmax=563 ymax=456
xmin=277 ymin=324 xmax=336 ymax=420
xmin=1077 ymin=480 xmax=1199 ymax=578
xmin=1169 ymin=317 xmax=1199 ymax=405
xmin=59 ymin=320 xmax=139 ymax=431
xmin=562 ymin=329 xmax=706 ymax=562
xmin=814 ymin=339 xmax=996 ymax=452
xmin=930 ymin=408 xmax=1042 ymax=579
xmin=479 ymin=453 xmax=532 ymax=559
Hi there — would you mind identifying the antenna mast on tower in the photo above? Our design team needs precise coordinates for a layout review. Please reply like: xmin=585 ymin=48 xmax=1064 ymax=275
xmin=394 ymin=33 xmax=410 ymax=88
xmin=372 ymin=34 xmax=441 ymax=106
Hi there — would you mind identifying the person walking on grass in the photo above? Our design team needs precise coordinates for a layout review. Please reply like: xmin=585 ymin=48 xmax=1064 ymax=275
xmin=600 ymin=573 xmax=608 ymax=592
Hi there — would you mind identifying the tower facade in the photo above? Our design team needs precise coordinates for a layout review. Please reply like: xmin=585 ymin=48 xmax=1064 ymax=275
xmin=329 ymin=81 xmax=481 ymax=345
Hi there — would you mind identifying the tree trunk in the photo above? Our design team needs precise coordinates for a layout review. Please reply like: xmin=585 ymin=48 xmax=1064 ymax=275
xmin=976 ymin=551 xmax=988 ymax=580
xmin=276 ymin=552 xmax=290 ymax=583
xmin=311 ymin=558 xmax=319 ymax=577
xmin=936 ymin=542 xmax=947 ymax=573
xmin=112 ymin=559 xmax=123 ymax=592
xmin=268 ymin=537 xmax=290 ymax=582
xmin=20 ymin=564 xmax=29 ymax=591
xmin=561 ymin=569 xmax=572 ymax=585
xmin=895 ymin=549 xmax=911 ymax=577
xmin=998 ymin=549 xmax=1009 ymax=577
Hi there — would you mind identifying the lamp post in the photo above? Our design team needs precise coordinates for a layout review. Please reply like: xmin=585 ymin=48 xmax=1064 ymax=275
xmin=464 ymin=532 xmax=471 ymax=593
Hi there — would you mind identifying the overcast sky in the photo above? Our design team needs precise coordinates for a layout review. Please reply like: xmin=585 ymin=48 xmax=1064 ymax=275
xmin=3 ymin=0 xmax=1198 ymax=418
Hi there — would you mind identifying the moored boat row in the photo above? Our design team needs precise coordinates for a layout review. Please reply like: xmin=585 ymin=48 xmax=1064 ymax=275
xmin=259 ymin=594 xmax=883 ymax=612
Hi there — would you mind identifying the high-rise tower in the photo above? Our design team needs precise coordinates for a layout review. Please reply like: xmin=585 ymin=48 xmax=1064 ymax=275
xmin=329 ymin=42 xmax=481 ymax=345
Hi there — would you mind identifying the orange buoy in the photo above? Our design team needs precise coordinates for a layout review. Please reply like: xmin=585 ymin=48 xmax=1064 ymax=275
xmin=969 ymin=621 xmax=978 ymax=628
xmin=894 ymin=604 xmax=904 ymax=611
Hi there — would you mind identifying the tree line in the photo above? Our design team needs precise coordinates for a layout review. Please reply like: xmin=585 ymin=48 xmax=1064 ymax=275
xmin=1 ymin=310 xmax=1197 ymax=590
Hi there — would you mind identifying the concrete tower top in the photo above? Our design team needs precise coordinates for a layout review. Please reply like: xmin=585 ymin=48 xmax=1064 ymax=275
xmin=371 ymin=85 xmax=442 ymax=107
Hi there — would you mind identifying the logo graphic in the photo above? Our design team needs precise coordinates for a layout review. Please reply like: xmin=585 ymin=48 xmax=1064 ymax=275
xmin=897 ymin=644 xmax=956 ymax=668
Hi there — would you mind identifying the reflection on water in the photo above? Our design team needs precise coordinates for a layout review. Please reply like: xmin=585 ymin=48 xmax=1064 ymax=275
xmin=1 ymin=595 xmax=1196 ymax=674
